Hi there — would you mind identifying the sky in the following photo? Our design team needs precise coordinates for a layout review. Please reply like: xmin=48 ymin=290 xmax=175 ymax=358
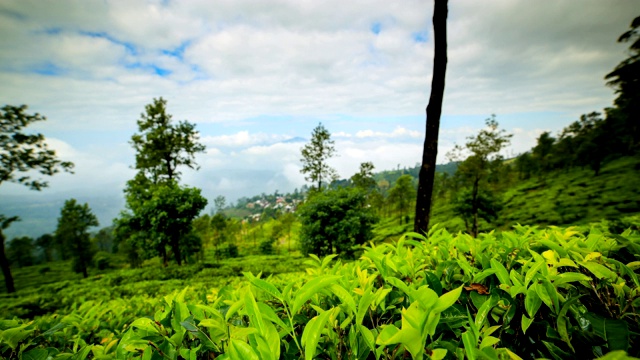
xmin=0 ymin=0 xmax=637 ymax=218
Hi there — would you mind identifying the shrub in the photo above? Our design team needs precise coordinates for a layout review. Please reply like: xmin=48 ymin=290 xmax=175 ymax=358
xmin=298 ymin=187 xmax=378 ymax=258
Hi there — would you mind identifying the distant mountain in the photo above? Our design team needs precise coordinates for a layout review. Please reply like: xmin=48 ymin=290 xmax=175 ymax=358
xmin=0 ymin=193 xmax=125 ymax=239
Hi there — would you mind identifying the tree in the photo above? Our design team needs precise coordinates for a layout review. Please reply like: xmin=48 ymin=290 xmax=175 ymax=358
xmin=298 ymin=187 xmax=377 ymax=259
xmin=448 ymin=116 xmax=512 ymax=237
xmin=117 ymin=180 xmax=207 ymax=266
xmin=388 ymin=175 xmax=417 ymax=224
xmin=350 ymin=162 xmax=377 ymax=191
xmin=0 ymin=104 xmax=74 ymax=293
xmin=55 ymin=199 xmax=99 ymax=278
xmin=214 ymin=195 xmax=226 ymax=214
xmin=605 ymin=15 xmax=640 ymax=153
xmin=35 ymin=233 xmax=55 ymax=262
xmin=415 ymin=0 xmax=448 ymax=235
xmin=93 ymin=227 xmax=114 ymax=253
xmin=7 ymin=236 xmax=35 ymax=267
xmin=130 ymin=97 xmax=205 ymax=183
xmin=300 ymin=123 xmax=338 ymax=190
xmin=532 ymin=131 xmax=555 ymax=175
xmin=280 ymin=212 xmax=296 ymax=251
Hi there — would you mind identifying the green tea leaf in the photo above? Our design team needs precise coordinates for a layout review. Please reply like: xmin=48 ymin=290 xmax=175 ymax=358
xmin=229 ymin=339 xmax=260 ymax=360
xmin=525 ymin=286 xmax=542 ymax=318
xmin=521 ymin=315 xmax=534 ymax=334
xmin=244 ymin=272 xmax=283 ymax=301
xmin=433 ymin=286 xmax=463 ymax=313
xmin=490 ymin=259 xmax=511 ymax=287
xmin=301 ymin=308 xmax=333 ymax=360
xmin=292 ymin=275 xmax=341 ymax=315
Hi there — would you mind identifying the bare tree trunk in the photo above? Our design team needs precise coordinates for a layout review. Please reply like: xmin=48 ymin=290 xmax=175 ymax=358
xmin=471 ymin=176 xmax=479 ymax=237
xmin=0 ymin=232 xmax=16 ymax=293
xmin=415 ymin=0 xmax=448 ymax=234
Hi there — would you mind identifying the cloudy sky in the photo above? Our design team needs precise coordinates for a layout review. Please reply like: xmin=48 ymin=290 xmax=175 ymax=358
xmin=0 ymin=0 xmax=637 ymax=210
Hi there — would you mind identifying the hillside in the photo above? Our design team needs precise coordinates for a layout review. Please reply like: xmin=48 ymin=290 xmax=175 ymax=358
xmin=432 ymin=156 xmax=640 ymax=232
xmin=373 ymin=156 xmax=640 ymax=240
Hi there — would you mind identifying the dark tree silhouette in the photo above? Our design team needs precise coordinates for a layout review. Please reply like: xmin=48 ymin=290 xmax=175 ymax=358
xmin=415 ymin=0 xmax=448 ymax=234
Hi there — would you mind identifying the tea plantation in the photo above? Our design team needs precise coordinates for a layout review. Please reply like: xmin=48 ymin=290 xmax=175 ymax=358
xmin=2 ymin=221 xmax=639 ymax=359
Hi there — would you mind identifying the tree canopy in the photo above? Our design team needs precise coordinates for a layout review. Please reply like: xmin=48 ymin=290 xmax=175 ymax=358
xmin=298 ymin=187 xmax=377 ymax=259
xmin=0 ymin=104 xmax=74 ymax=293
xmin=300 ymin=123 xmax=337 ymax=190
xmin=131 ymin=97 xmax=205 ymax=183
xmin=55 ymin=199 xmax=99 ymax=278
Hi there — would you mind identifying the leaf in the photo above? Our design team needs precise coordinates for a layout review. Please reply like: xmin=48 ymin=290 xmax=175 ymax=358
xmin=0 ymin=322 xmax=34 ymax=349
xmin=229 ymin=339 xmax=260 ymax=360
xmin=22 ymin=348 xmax=49 ymax=360
xmin=584 ymin=312 xmax=630 ymax=352
xmin=433 ymin=286 xmax=463 ymax=313
xmin=521 ymin=315 xmax=534 ymax=334
xmin=292 ymin=275 xmax=341 ymax=315
xmin=490 ymin=259 xmax=511 ymax=287
xmin=244 ymin=290 xmax=265 ymax=335
xmin=552 ymin=272 xmax=592 ymax=286
xmin=480 ymin=336 xmax=500 ymax=349
xmin=465 ymin=283 xmax=490 ymax=295
xmin=301 ymin=308 xmax=333 ymax=360
xmin=356 ymin=285 xmax=375 ymax=327
xmin=462 ymin=331 xmax=477 ymax=360
xmin=430 ymin=348 xmax=448 ymax=360
xmin=557 ymin=297 xmax=581 ymax=353
xmin=329 ymin=284 xmax=357 ymax=315
xmin=579 ymin=261 xmax=616 ymax=280
xmin=474 ymin=294 xmax=498 ymax=330
xmin=244 ymin=272 xmax=283 ymax=301
xmin=525 ymin=260 xmax=544 ymax=287
xmin=525 ymin=286 xmax=542 ymax=318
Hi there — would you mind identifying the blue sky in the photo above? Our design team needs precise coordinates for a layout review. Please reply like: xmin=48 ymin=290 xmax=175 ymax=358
xmin=0 ymin=0 xmax=637 ymax=211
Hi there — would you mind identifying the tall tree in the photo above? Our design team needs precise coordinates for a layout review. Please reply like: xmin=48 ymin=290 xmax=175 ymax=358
xmin=55 ymin=199 xmax=99 ymax=278
xmin=118 ymin=180 xmax=207 ymax=266
xmin=414 ymin=0 xmax=448 ymax=234
xmin=605 ymin=15 xmax=640 ymax=153
xmin=131 ymin=97 xmax=205 ymax=183
xmin=35 ymin=233 xmax=55 ymax=262
xmin=448 ymin=116 xmax=512 ymax=237
xmin=388 ymin=174 xmax=417 ymax=225
xmin=0 ymin=104 xmax=74 ymax=293
xmin=300 ymin=123 xmax=338 ymax=190
xmin=7 ymin=236 xmax=35 ymax=268
xmin=350 ymin=162 xmax=377 ymax=191
xmin=213 ymin=195 xmax=227 ymax=214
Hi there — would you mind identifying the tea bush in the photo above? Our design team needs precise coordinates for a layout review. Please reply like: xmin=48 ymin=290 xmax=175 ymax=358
xmin=2 ymin=225 xmax=639 ymax=359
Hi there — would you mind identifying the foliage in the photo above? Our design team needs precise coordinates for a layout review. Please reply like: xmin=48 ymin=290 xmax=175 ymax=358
xmin=300 ymin=122 xmax=338 ymax=190
xmin=6 ymin=236 xmax=35 ymax=268
xmin=55 ymin=199 xmax=99 ymax=278
xmin=116 ymin=180 xmax=207 ymax=266
xmin=5 ymin=224 xmax=639 ymax=359
xmin=35 ymin=234 xmax=54 ymax=262
xmin=605 ymin=15 xmax=640 ymax=153
xmin=448 ymin=116 xmax=512 ymax=237
xmin=0 ymin=104 xmax=74 ymax=293
xmin=388 ymin=174 xmax=416 ymax=225
xmin=452 ymin=188 xmax=503 ymax=234
xmin=0 ymin=104 xmax=74 ymax=190
xmin=130 ymin=97 xmax=205 ymax=183
xmin=351 ymin=161 xmax=377 ymax=191
xmin=298 ymin=187 xmax=378 ymax=258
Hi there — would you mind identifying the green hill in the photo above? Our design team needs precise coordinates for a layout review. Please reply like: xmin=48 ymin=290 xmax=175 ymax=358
xmin=431 ymin=156 xmax=640 ymax=232
xmin=374 ymin=156 xmax=640 ymax=240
